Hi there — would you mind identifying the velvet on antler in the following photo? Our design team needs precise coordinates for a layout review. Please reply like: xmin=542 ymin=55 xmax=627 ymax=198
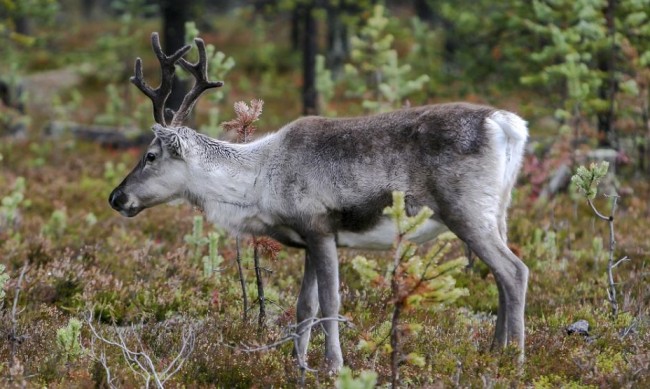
xmin=130 ymin=32 xmax=223 ymax=128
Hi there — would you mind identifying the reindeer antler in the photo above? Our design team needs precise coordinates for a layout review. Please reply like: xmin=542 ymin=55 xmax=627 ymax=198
xmin=171 ymin=38 xmax=224 ymax=127
xmin=130 ymin=32 xmax=191 ymax=126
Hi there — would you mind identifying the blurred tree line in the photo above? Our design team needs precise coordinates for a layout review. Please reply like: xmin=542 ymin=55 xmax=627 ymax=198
xmin=1 ymin=0 xmax=649 ymax=170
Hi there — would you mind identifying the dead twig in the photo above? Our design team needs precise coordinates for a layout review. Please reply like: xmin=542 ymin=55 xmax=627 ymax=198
xmin=232 ymin=315 xmax=348 ymax=373
xmin=9 ymin=261 xmax=29 ymax=369
xmin=85 ymin=312 xmax=195 ymax=389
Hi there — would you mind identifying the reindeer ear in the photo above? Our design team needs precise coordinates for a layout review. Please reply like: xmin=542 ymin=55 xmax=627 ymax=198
xmin=152 ymin=124 xmax=186 ymax=158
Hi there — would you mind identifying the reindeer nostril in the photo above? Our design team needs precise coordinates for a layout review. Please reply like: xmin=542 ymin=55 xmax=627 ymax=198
xmin=109 ymin=189 xmax=126 ymax=209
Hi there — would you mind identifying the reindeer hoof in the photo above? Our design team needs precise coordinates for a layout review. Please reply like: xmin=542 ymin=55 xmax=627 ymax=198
xmin=325 ymin=355 xmax=343 ymax=375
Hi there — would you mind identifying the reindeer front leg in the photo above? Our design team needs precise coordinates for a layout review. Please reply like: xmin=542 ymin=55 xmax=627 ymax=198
xmin=295 ymin=252 xmax=318 ymax=369
xmin=306 ymin=233 xmax=343 ymax=373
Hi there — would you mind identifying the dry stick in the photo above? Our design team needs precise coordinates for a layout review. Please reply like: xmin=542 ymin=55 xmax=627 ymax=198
xmin=234 ymin=315 xmax=348 ymax=373
xmin=390 ymin=234 xmax=407 ymax=389
xmin=389 ymin=236 xmax=445 ymax=388
xmin=9 ymin=261 xmax=29 ymax=369
xmin=253 ymin=241 xmax=266 ymax=329
xmin=242 ymin=129 xmax=267 ymax=329
xmin=640 ymin=84 xmax=649 ymax=172
xmin=87 ymin=332 xmax=117 ymax=389
xmin=586 ymin=195 xmax=629 ymax=316
xmin=371 ymin=242 xmax=449 ymax=373
xmin=235 ymin=236 xmax=249 ymax=322
xmin=85 ymin=313 xmax=195 ymax=389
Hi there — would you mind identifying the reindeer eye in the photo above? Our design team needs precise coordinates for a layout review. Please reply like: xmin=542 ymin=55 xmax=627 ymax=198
xmin=145 ymin=152 xmax=156 ymax=163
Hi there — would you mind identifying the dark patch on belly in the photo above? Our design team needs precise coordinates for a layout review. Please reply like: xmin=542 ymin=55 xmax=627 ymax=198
xmin=265 ymin=226 xmax=306 ymax=248
xmin=328 ymin=191 xmax=393 ymax=232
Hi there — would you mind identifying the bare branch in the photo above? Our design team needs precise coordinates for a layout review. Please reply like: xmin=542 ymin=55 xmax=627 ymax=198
xmin=236 ymin=316 xmax=348 ymax=353
xmin=586 ymin=197 xmax=611 ymax=221
xmin=84 ymin=312 xmax=195 ymax=389
xmin=160 ymin=328 xmax=196 ymax=385
xmin=611 ymin=256 xmax=630 ymax=269
xmin=235 ymin=236 xmax=248 ymax=322
xmin=87 ymin=332 xmax=118 ymax=389
xmin=9 ymin=261 xmax=29 ymax=367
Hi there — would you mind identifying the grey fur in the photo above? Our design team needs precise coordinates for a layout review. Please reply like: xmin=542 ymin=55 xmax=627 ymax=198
xmin=109 ymin=102 xmax=529 ymax=371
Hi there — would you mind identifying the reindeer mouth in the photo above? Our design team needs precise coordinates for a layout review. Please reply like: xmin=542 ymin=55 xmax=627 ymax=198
xmin=119 ymin=206 xmax=144 ymax=218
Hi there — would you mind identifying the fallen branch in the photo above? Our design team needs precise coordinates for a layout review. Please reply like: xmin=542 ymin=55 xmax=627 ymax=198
xmin=233 ymin=315 xmax=349 ymax=372
xmin=44 ymin=121 xmax=154 ymax=149
xmin=85 ymin=312 xmax=196 ymax=389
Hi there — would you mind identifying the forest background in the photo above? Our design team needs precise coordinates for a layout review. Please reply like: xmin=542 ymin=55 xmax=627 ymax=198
xmin=1 ymin=0 xmax=649 ymax=387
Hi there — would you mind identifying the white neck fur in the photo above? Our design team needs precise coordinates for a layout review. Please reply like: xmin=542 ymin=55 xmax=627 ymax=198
xmin=181 ymin=135 xmax=275 ymax=234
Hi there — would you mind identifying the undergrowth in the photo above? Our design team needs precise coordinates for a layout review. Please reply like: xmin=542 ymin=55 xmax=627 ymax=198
xmin=0 ymin=137 xmax=648 ymax=387
xmin=1 ymin=6 xmax=649 ymax=388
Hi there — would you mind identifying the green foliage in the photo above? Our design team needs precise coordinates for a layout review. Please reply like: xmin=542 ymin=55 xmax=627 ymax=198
xmin=384 ymin=191 xmax=467 ymax=383
xmin=0 ymin=176 xmax=30 ymax=238
xmin=352 ymin=193 xmax=468 ymax=313
xmin=0 ymin=264 xmax=8 ymax=306
xmin=2 ymin=5 xmax=650 ymax=387
xmin=352 ymin=191 xmax=468 ymax=382
xmin=56 ymin=318 xmax=83 ymax=363
xmin=335 ymin=367 xmax=378 ymax=389
xmin=315 ymin=54 xmax=335 ymax=115
xmin=41 ymin=208 xmax=67 ymax=239
xmin=595 ymin=348 xmax=627 ymax=374
xmin=571 ymin=161 xmax=610 ymax=200
xmin=383 ymin=191 xmax=434 ymax=237
xmin=620 ymin=0 xmax=650 ymax=66
xmin=27 ymin=142 xmax=52 ymax=168
xmin=202 ymin=232 xmax=225 ymax=280
xmin=407 ymin=16 xmax=444 ymax=94
xmin=0 ymin=0 xmax=59 ymax=29
xmin=184 ymin=216 xmax=225 ymax=276
xmin=521 ymin=0 xmax=609 ymax=131
xmin=185 ymin=216 xmax=210 ymax=264
xmin=103 ymin=161 xmax=127 ymax=187
xmin=93 ymin=84 xmax=127 ymax=127
xmin=185 ymin=22 xmax=236 ymax=137
xmin=0 ymin=0 xmax=59 ymax=73
xmin=532 ymin=374 xmax=598 ymax=389
xmin=357 ymin=320 xmax=392 ymax=355
xmin=592 ymin=236 xmax=605 ymax=263
xmin=521 ymin=0 xmax=650 ymax=143
xmin=344 ymin=5 xmax=429 ymax=112
xmin=85 ymin=212 xmax=98 ymax=227
xmin=51 ymin=90 xmax=83 ymax=124
xmin=431 ymin=0 xmax=534 ymax=91
xmin=86 ymin=0 xmax=151 ymax=83
xmin=351 ymin=255 xmax=382 ymax=284
xmin=525 ymin=228 xmax=559 ymax=267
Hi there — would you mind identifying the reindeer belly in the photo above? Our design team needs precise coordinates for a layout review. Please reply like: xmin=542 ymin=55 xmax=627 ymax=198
xmin=336 ymin=217 xmax=447 ymax=250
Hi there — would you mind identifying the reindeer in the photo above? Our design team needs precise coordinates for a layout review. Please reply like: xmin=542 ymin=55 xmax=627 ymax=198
xmin=109 ymin=33 xmax=529 ymax=372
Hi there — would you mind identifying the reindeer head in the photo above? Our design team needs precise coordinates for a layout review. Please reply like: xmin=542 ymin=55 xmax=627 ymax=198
xmin=109 ymin=33 xmax=223 ymax=217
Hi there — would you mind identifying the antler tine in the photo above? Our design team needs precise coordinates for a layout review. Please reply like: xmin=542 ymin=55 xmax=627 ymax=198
xmin=171 ymin=37 xmax=224 ymax=127
xmin=130 ymin=32 xmax=192 ymax=126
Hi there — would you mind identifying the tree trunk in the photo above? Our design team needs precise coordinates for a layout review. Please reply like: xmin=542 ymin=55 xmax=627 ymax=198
xmin=302 ymin=6 xmax=318 ymax=116
xmin=159 ymin=0 xmax=190 ymax=122
xmin=597 ymin=0 xmax=618 ymax=148
xmin=44 ymin=121 xmax=154 ymax=149
xmin=326 ymin=6 xmax=348 ymax=80
xmin=81 ymin=0 xmax=96 ymax=20
xmin=14 ymin=15 xmax=29 ymax=35
xmin=291 ymin=8 xmax=301 ymax=51
xmin=413 ymin=0 xmax=434 ymax=23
